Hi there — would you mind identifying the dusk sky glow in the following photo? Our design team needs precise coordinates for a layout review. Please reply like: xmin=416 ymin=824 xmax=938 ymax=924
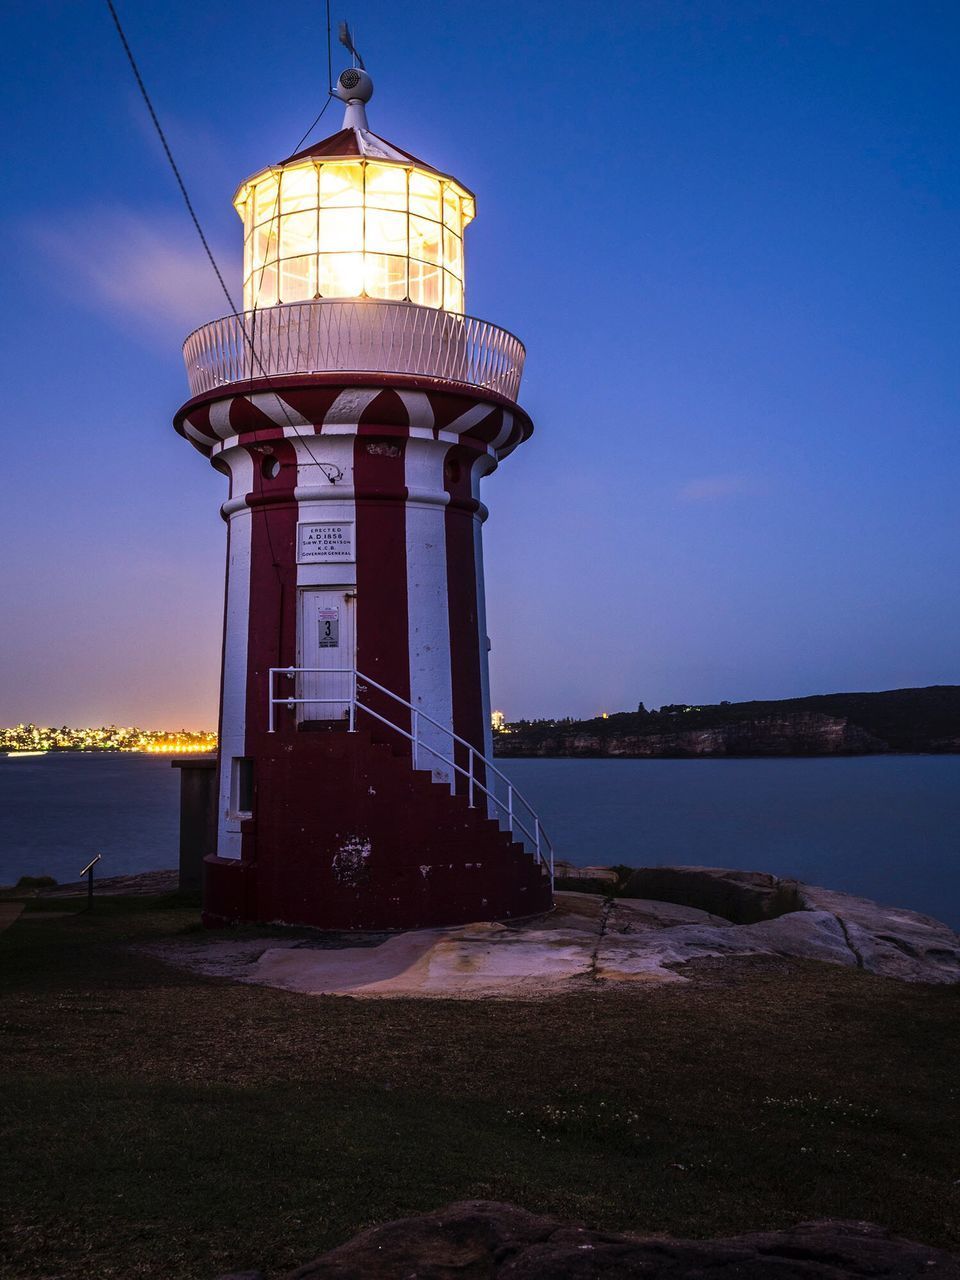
xmin=2 ymin=0 xmax=958 ymax=730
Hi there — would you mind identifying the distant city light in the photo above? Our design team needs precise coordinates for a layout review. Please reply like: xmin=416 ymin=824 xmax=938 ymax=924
xmin=491 ymin=709 xmax=506 ymax=731
xmin=0 ymin=724 xmax=217 ymax=754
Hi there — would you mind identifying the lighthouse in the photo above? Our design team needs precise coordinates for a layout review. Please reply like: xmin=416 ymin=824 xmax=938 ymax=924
xmin=174 ymin=60 xmax=554 ymax=929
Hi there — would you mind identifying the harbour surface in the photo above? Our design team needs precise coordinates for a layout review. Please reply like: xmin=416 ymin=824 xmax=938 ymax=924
xmin=1 ymin=752 xmax=958 ymax=929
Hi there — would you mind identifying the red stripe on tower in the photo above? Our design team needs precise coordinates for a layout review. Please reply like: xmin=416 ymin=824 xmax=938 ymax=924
xmin=443 ymin=442 xmax=488 ymax=788
xmin=353 ymin=427 xmax=410 ymax=738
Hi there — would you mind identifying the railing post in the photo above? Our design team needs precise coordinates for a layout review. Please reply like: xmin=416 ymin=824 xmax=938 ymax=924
xmin=468 ymin=748 xmax=475 ymax=808
xmin=535 ymin=815 xmax=541 ymax=862
xmin=268 ymin=669 xmax=275 ymax=733
xmin=412 ymin=709 xmax=419 ymax=769
xmin=508 ymin=784 xmax=514 ymax=838
xmin=349 ymin=669 xmax=356 ymax=733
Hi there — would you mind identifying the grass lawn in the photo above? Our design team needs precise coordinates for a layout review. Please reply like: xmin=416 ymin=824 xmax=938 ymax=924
xmin=1 ymin=892 xmax=959 ymax=1279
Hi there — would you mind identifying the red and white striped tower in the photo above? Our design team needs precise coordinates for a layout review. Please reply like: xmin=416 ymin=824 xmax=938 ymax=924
xmin=175 ymin=63 xmax=553 ymax=929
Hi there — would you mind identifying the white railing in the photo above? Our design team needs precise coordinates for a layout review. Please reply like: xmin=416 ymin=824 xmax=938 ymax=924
xmin=267 ymin=666 xmax=554 ymax=884
xmin=183 ymin=299 xmax=526 ymax=403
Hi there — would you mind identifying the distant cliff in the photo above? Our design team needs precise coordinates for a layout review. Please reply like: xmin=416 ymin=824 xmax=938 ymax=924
xmin=493 ymin=686 xmax=960 ymax=758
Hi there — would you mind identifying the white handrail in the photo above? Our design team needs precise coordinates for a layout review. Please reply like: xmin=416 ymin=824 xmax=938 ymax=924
xmin=182 ymin=299 xmax=526 ymax=403
xmin=267 ymin=666 xmax=554 ymax=883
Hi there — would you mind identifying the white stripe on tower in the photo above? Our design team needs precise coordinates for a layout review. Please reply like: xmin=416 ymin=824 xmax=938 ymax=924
xmin=489 ymin=411 xmax=515 ymax=453
xmin=404 ymin=436 xmax=454 ymax=783
xmin=322 ymin=387 xmax=382 ymax=432
xmin=216 ymin=445 xmax=254 ymax=859
xmin=245 ymin=392 xmax=312 ymax=429
xmin=471 ymin=455 xmax=496 ymax=769
xmin=291 ymin=435 xmax=359 ymax=602
xmin=208 ymin=400 xmax=235 ymax=440
xmin=395 ymin=390 xmax=435 ymax=433
xmin=182 ymin=420 xmax=219 ymax=450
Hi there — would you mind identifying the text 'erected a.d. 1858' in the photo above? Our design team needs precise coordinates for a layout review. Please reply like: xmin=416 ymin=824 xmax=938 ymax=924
xmin=297 ymin=522 xmax=355 ymax=563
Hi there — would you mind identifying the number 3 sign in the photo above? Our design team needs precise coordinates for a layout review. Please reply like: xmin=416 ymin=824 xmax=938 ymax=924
xmin=317 ymin=609 xmax=340 ymax=648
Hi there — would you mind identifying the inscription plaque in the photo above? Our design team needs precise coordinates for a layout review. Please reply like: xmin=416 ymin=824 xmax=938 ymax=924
xmin=298 ymin=522 xmax=354 ymax=563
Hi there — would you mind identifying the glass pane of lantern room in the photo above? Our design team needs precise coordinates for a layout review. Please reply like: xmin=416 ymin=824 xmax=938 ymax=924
xmin=279 ymin=254 xmax=316 ymax=303
xmin=364 ymin=253 xmax=407 ymax=300
xmin=365 ymin=209 xmax=407 ymax=256
xmin=409 ymin=171 xmax=441 ymax=220
xmin=443 ymin=227 xmax=463 ymax=276
xmin=256 ymin=264 xmax=279 ymax=307
xmin=409 ymin=259 xmax=441 ymax=308
xmin=239 ymin=195 xmax=254 ymax=244
xmin=365 ymin=163 xmax=407 ymax=210
xmin=253 ymin=175 xmax=280 ymax=225
xmin=252 ymin=222 xmax=279 ymax=270
xmin=442 ymin=187 xmax=460 ymax=231
xmin=409 ymin=215 xmax=441 ymax=264
xmin=318 ymin=251 xmax=364 ymax=297
xmin=319 ymin=207 xmax=363 ymax=252
xmin=443 ymin=270 xmax=463 ymax=313
xmin=280 ymin=210 xmax=317 ymax=258
xmin=280 ymin=165 xmax=318 ymax=213
xmin=319 ymin=163 xmax=364 ymax=208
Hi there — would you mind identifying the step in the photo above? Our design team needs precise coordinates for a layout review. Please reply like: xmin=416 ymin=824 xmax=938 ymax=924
xmin=283 ymin=724 xmax=551 ymax=873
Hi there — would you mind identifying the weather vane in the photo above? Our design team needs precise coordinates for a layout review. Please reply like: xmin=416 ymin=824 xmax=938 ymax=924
xmin=338 ymin=20 xmax=365 ymax=69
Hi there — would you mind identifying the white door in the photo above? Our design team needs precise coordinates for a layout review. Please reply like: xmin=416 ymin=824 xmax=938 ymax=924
xmin=297 ymin=588 xmax=356 ymax=723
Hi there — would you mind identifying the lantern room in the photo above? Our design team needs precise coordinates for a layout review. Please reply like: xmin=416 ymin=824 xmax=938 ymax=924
xmin=233 ymin=136 xmax=476 ymax=314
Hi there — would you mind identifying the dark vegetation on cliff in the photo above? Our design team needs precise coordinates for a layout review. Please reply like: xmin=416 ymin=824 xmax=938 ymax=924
xmin=494 ymin=685 xmax=960 ymax=758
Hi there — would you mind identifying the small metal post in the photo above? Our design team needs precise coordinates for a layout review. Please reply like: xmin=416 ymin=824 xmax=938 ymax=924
xmin=349 ymin=670 xmax=356 ymax=732
xmin=80 ymin=853 xmax=102 ymax=912
xmin=535 ymin=816 xmax=541 ymax=862
xmin=468 ymin=748 xmax=475 ymax=808
xmin=268 ymin=669 xmax=275 ymax=733
xmin=507 ymin=784 xmax=514 ymax=838
xmin=412 ymin=709 xmax=419 ymax=769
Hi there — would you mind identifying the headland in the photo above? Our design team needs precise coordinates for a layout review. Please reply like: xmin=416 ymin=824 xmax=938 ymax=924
xmin=494 ymin=684 xmax=960 ymax=758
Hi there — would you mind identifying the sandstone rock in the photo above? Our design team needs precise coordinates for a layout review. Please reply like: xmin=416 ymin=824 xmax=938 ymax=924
xmin=233 ymin=1200 xmax=960 ymax=1279
xmin=799 ymin=882 xmax=960 ymax=984
xmin=622 ymin=866 xmax=803 ymax=924
xmin=143 ymin=871 xmax=960 ymax=997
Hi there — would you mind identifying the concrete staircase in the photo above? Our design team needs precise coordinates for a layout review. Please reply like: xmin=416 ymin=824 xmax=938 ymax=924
xmin=204 ymin=722 xmax=553 ymax=931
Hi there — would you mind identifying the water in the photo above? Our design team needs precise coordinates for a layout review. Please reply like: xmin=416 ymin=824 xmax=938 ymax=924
xmin=1 ymin=753 xmax=958 ymax=928
xmin=0 ymin=754 xmax=180 ymax=886
xmin=498 ymin=756 xmax=960 ymax=929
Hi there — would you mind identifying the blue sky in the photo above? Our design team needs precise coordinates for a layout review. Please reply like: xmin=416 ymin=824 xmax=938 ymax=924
xmin=1 ymin=0 xmax=958 ymax=728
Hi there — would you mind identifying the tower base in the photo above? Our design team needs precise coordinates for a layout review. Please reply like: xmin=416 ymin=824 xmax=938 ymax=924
xmin=201 ymin=728 xmax=552 ymax=931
